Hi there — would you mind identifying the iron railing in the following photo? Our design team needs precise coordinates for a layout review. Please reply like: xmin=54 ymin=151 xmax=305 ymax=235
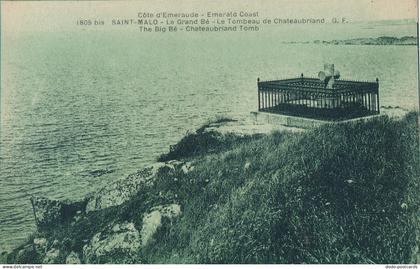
xmin=257 ymin=75 xmax=379 ymax=120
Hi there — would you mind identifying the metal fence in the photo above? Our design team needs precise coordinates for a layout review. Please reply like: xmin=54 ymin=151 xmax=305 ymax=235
xmin=257 ymin=75 xmax=380 ymax=120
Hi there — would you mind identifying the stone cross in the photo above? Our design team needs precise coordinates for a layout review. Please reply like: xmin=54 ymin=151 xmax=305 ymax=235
xmin=318 ymin=64 xmax=340 ymax=89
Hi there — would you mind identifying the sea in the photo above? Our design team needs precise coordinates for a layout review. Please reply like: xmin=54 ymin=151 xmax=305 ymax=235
xmin=1 ymin=21 xmax=418 ymax=252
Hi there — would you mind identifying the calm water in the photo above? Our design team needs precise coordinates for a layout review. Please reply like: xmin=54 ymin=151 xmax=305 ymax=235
xmin=1 ymin=23 xmax=418 ymax=252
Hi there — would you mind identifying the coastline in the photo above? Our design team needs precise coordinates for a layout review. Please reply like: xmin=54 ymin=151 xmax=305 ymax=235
xmin=284 ymin=36 xmax=418 ymax=46
xmin=3 ymin=110 xmax=419 ymax=264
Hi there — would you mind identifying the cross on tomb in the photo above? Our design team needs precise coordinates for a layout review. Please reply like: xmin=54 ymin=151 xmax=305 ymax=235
xmin=318 ymin=64 xmax=340 ymax=89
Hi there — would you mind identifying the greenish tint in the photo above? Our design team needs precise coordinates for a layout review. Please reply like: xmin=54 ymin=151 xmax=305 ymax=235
xmin=7 ymin=112 xmax=419 ymax=264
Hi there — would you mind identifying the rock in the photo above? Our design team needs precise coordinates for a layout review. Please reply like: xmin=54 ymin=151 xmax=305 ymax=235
xmin=42 ymin=248 xmax=60 ymax=264
xmin=140 ymin=211 xmax=161 ymax=247
xmin=73 ymin=210 xmax=83 ymax=223
xmin=181 ymin=162 xmax=194 ymax=174
xmin=244 ymin=161 xmax=251 ymax=171
xmin=83 ymin=221 xmax=141 ymax=263
xmin=33 ymin=237 xmax=48 ymax=256
xmin=30 ymin=196 xmax=87 ymax=230
xmin=166 ymin=160 xmax=185 ymax=169
xmin=30 ymin=197 xmax=62 ymax=229
xmin=140 ymin=204 xmax=181 ymax=247
xmin=65 ymin=251 xmax=81 ymax=264
xmin=86 ymin=162 xmax=184 ymax=212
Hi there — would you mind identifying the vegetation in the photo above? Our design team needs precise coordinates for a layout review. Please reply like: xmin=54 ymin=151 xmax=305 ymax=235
xmin=148 ymin=112 xmax=419 ymax=263
xmin=7 ymin=112 xmax=420 ymax=264
xmin=158 ymin=116 xmax=263 ymax=161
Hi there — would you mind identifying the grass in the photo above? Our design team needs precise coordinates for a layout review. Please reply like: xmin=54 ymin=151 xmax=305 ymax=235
xmin=157 ymin=116 xmax=262 ymax=162
xmin=8 ymin=112 xmax=419 ymax=264
xmin=149 ymin=112 xmax=419 ymax=263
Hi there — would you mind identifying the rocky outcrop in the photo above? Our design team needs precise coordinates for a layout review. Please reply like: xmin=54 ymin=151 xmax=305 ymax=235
xmin=40 ymin=239 xmax=61 ymax=264
xmin=30 ymin=196 xmax=87 ymax=230
xmin=181 ymin=162 xmax=195 ymax=174
xmin=30 ymin=197 xmax=62 ymax=229
xmin=10 ymin=160 xmax=190 ymax=264
xmin=82 ymin=222 xmax=141 ymax=264
xmin=140 ymin=204 xmax=182 ymax=247
xmin=85 ymin=161 xmax=190 ymax=212
xmin=80 ymin=204 xmax=182 ymax=263
xmin=29 ymin=160 xmax=191 ymax=227
xmin=7 ymin=112 xmax=420 ymax=264
xmin=42 ymin=248 xmax=60 ymax=264
xmin=33 ymin=237 xmax=48 ymax=256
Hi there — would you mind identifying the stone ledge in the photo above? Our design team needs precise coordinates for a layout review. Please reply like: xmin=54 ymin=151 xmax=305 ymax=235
xmin=251 ymin=111 xmax=384 ymax=129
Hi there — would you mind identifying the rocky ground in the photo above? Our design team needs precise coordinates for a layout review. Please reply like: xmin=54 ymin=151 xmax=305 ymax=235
xmin=3 ymin=160 xmax=194 ymax=264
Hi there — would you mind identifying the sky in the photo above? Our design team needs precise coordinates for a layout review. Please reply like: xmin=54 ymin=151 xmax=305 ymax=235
xmin=1 ymin=0 xmax=418 ymax=33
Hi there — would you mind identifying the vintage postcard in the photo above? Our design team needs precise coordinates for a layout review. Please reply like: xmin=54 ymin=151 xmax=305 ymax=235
xmin=1 ymin=0 xmax=419 ymax=266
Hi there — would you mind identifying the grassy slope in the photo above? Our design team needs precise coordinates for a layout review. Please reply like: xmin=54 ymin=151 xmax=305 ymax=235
xmin=145 ymin=112 xmax=419 ymax=263
xmin=8 ymin=112 xmax=419 ymax=264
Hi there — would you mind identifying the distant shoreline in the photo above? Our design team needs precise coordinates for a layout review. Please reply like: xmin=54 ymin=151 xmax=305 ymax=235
xmin=285 ymin=36 xmax=418 ymax=46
